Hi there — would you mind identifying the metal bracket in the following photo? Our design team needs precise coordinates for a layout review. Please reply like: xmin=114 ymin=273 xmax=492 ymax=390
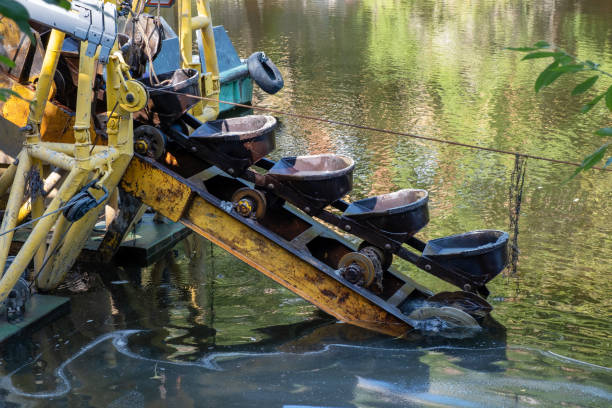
xmin=15 ymin=0 xmax=117 ymax=63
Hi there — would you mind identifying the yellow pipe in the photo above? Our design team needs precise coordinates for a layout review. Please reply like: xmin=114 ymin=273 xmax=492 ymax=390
xmin=73 ymin=42 xmax=96 ymax=163
xmin=0 ymin=162 xmax=17 ymax=197
xmin=194 ymin=0 xmax=219 ymax=122
xmin=28 ymin=144 xmax=75 ymax=170
xmin=0 ymin=151 xmax=31 ymax=278
xmin=179 ymin=0 xmax=194 ymax=69
xmin=106 ymin=51 xmax=124 ymax=147
xmin=17 ymin=167 xmax=64 ymax=224
xmin=31 ymin=160 xmax=46 ymax=272
xmin=191 ymin=15 xmax=210 ymax=30
xmin=40 ymin=142 xmax=106 ymax=156
xmin=29 ymin=29 xmax=65 ymax=127
xmin=37 ymin=47 xmax=135 ymax=290
xmin=0 ymin=167 xmax=88 ymax=301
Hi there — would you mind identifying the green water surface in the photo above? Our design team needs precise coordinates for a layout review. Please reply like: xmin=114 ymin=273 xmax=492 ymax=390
xmin=1 ymin=0 xmax=611 ymax=407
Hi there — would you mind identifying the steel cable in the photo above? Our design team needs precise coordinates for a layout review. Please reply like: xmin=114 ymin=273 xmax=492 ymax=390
xmin=157 ymin=89 xmax=612 ymax=172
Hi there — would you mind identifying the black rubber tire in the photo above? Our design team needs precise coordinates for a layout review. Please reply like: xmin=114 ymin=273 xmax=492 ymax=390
xmin=247 ymin=52 xmax=284 ymax=95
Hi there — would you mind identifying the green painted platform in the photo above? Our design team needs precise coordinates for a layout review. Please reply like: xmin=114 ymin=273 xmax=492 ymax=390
xmin=90 ymin=214 xmax=192 ymax=265
xmin=0 ymin=294 xmax=70 ymax=342
xmin=11 ymin=213 xmax=191 ymax=266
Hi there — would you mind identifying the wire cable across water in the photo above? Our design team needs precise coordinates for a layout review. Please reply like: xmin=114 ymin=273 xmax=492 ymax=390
xmin=159 ymin=90 xmax=612 ymax=172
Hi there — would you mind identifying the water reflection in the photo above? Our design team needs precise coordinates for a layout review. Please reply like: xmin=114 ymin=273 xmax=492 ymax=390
xmin=1 ymin=0 xmax=612 ymax=405
xmin=0 ymin=236 xmax=609 ymax=407
xmin=213 ymin=0 xmax=612 ymax=367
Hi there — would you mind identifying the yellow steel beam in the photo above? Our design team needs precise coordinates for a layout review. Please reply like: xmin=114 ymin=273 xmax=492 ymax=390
xmin=0 ymin=161 xmax=17 ymax=197
xmin=0 ymin=167 xmax=88 ymax=300
xmin=0 ymin=151 xmax=31 ymax=277
xmin=194 ymin=0 xmax=220 ymax=121
xmin=177 ymin=0 xmax=219 ymax=122
xmin=120 ymin=156 xmax=411 ymax=338
xmin=28 ymin=29 xmax=65 ymax=129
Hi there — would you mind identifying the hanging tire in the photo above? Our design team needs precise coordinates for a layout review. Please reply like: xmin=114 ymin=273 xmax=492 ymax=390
xmin=247 ymin=52 xmax=284 ymax=95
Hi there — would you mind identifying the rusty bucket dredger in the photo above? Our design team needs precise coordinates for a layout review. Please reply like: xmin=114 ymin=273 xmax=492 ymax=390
xmin=0 ymin=0 xmax=509 ymax=338
xmin=123 ymin=78 xmax=510 ymax=335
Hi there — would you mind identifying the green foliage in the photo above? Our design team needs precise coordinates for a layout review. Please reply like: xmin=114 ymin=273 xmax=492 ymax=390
xmin=0 ymin=0 xmax=69 ymax=103
xmin=572 ymin=76 xmax=598 ymax=95
xmin=0 ymin=88 xmax=29 ymax=103
xmin=509 ymin=41 xmax=612 ymax=178
xmin=570 ymin=143 xmax=609 ymax=179
xmin=595 ymin=127 xmax=612 ymax=136
xmin=0 ymin=55 xmax=16 ymax=68
xmin=0 ymin=0 xmax=34 ymax=40
xmin=522 ymin=51 xmax=565 ymax=60
xmin=581 ymin=93 xmax=605 ymax=113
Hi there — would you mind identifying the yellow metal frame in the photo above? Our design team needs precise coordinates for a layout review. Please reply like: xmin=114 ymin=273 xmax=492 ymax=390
xmin=177 ymin=0 xmax=219 ymax=122
xmin=0 ymin=30 xmax=144 ymax=299
xmin=0 ymin=0 xmax=221 ymax=299
xmin=120 ymin=157 xmax=412 ymax=338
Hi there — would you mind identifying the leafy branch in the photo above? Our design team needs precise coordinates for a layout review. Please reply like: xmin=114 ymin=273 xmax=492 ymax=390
xmin=507 ymin=41 xmax=611 ymax=178
xmin=0 ymin=0 xmax=70 ymax=105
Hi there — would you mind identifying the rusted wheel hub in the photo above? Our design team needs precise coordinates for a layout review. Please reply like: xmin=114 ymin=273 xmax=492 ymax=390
xmin=134 ymin=125 xmax=166 ymax=159
xmin=231 ymin=187 xmax=267 ymax=220
xmin=338 ymin=247 xmax=384 ymax=293
xmin=408 ymin=306 xmax=480 ymax=328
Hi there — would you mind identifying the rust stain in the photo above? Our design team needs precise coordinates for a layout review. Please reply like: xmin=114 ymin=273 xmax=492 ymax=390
xmin=320 ymin=289 xmax=337 ymax=299
xmin=122 ymin=156 xmax=412 ymax=338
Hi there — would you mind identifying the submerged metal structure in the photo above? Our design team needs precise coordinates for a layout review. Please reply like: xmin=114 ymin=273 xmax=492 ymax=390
xmin=0 ymin=0 xmax=508 ymax=338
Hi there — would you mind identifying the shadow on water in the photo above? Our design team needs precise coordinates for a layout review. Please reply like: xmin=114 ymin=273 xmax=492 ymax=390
xmin=0 ymin=236 xmax=609 ymax=407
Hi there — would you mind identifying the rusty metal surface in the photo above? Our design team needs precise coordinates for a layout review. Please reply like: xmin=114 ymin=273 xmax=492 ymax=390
xmin=120 ymin=156 xmax=193 ymax=222
xmin=120 ymin=155 xmax=422 ymax=337
xmin=98 ymin=186 xmax=146 ymax=263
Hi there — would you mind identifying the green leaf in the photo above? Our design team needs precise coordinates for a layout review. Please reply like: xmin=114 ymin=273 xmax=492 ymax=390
xmin=581 ymin=143 xmax=609 ymax=170
xmin=595 ymin=127 xmax=612 ymax=137
xmin=581 ymin=93 xmax=605 ymax=113
xmin=0 ymin=55 xmax=16 ymax=68
xmin=0 ymin=0 xmax=33 ymax=41
xmin=604 ymin=157 xmax=612 ymax=169
xmin=568 ymin=143 xmax=609 ymax=180
xmin=572 ymin=76 xmax=599 ymax=95
xmin=522 ymin=51 xmax=564 ymax=60
xmin=505 ymin=47 xmax=538 ymax=52
xmin=0 ymin=88 xmax=31 ymax=103
xmin=556 ymin=55 xmax=574 ymax=65
xmin=535 ymin=62 xmax=563 ymax=93
xmin=585 ymin=60 xmax=600 ymax=69
xmin=606 ymin=86 xmax=612 ymax=112
xmin=551 ymin=64 xmax=584 ymax=73
xmin=533 ymin=41 xmax=550 ymax=48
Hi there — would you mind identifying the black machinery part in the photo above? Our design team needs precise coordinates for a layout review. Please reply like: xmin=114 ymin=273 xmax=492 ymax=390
xmin=134 ymin=125 xmax=166 ymax=159
xmin=2 ymin=257 xmax=30 ymax=323
xmin=338 ymin=247 xmax=384 ymax=294
xmin=358 ymin=241 xmax=393 ymax=271
xmin=63 ymin=180 xmax=109 ymax=222
xmin=247 ymin=52 xmax=284 ymax=95
xmin=231 ymin=187 xmax=267 ymax=220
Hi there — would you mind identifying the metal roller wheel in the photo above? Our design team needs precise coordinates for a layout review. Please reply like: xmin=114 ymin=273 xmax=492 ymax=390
xmin=338 ymin=251 xmax=376 ymax=287
xmin=134 ymin=125 xmax=166 ymax=160
xmin=231 ymin=187 xmax=267 ymax=220
xmin=358 ymin=247 xmax=384 ymax=294
xmin=358 ymin=241 xmax=393 ymax=270
xmin=119 ymin=79 xmax=148 ymax=112
xmin=427 ymin=291 xmax=493 ymax=319
xmin=408 ymin=306 xmax=480 ymax=329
